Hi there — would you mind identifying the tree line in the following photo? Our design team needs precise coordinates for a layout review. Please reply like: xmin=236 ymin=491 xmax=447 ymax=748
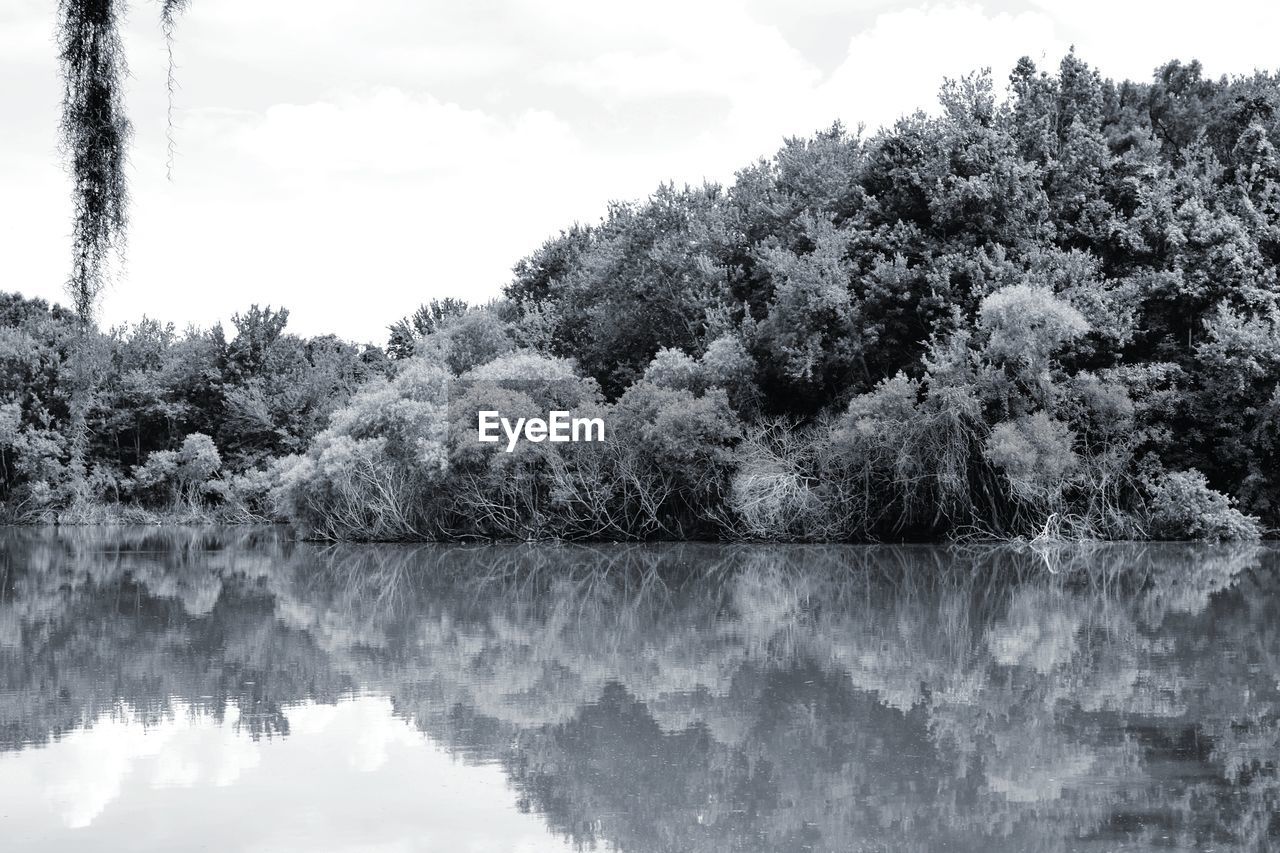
xmin=8 ymin=52 xmax=1280 ymax=540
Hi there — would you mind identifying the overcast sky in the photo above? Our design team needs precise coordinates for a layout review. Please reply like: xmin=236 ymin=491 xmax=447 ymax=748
xmin=3 ymin=0 xmax=1279 ymax=344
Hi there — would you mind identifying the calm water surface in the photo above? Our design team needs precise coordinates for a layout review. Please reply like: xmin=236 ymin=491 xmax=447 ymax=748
xmin=0 ymin=527 xmax=1277 ymax=852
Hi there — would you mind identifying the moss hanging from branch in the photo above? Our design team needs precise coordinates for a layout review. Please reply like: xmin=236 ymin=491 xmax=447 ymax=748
xmin=58 ymin=0 xmax=192 ymax=323
xmin=161 ymin=0 xmax=190 ymax=178
xmin=57 ymin=0 xmax=132 ymax=325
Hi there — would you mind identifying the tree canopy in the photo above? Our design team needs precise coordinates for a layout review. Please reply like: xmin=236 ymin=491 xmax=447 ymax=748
xmin=16 ymin=50 xmax=1280 ymax=540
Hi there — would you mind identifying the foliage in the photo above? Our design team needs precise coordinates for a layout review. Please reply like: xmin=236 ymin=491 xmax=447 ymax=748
xmin=0 ymin=292 xmax=389 ymax=522
xmin=443 ymin=352 xmax=611 ymax=539
xmin=487 ymin=50 xmax=1280 ymax=539
xmin=698 ymin=333 xmax=760 ymax=412
xmin=274 ymin=358 xmax=451 ymax=540
xmin=418 ymin=307 xmax=515 ymax=375
xmin=19 ymin=48 xmax=1280 ymax=540
xmin=609 ymin=383 xmax=742 ymax=537
xmin=128 ymin=432 xmax=220 ymax=506
xmin=725 ymin=418 xmax=825 ymax=540
xmin=57 ymin=0 xmax=131 ymax=322
xmin=978 ymin=284 xmax=1088 ymax=374
xmin=1143 ymin=469 xmax=1261 ymax=541
xmin=386 ymin=297 xmax=469 ymax=360
xmin=641 ymin=347 xmax=703 ymax=392
xmin=984 ymin=412 xmax=1079 ymax=503
xmin=56 ymin=0 xmax=194 ymax=320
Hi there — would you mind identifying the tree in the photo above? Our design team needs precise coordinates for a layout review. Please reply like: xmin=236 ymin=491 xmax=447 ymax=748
xmin=387 ymin=298 xmax=469 ymax=360
xmin=26 ymin=43 xmax=1280 ymax=536
xmin=756 ymin=214 xmax=864 ymax=402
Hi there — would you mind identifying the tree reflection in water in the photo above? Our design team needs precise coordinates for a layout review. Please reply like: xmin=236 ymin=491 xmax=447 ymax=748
xmin=0 ymin=527 xmax=1277 ymax=852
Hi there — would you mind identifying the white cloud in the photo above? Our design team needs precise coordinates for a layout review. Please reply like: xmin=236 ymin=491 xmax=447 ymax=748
xmin=1027 ymin=0 xmax=1280 ymax=81
xmin=0 ymin=697 xmax=583 ymax=850
xmin=536 ymin=0 xmax=821 ymax=103
xmin=41 ymin=714 xmax=175 ymax=829
xmin=233 ymin=90 xmax=581 ymax=178
xmin=4 ymin=0 xmax=1279 ymax=342
xmin=816 ymin=4 xmax=1066 ymax=133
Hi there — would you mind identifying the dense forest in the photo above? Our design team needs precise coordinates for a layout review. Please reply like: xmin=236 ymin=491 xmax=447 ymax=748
xmin=5 ymin=52 xmax=1280 ymax=541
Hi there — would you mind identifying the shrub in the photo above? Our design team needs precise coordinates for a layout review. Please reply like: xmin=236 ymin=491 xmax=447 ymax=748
xmin=130 ymin=450 xmax=178 ymax=504
xmin=642 ymin=347 xmax=702 ymax=392
xmin=127 ymin=432 xmax=223 ymax=507
xmin=176 ymin=433 xmax=221 ymax=500
xmin=461 ymin=349 xmax=582 ymax=385
xmin=1144 ymin=469 xmax=1262 ymax=541
xmin=699 ymin=334 xmax=759 ymax=413
xmin=979 ymin=284 xmax=1088 ymax=372
xmin=276 ymin=357 xmax=451 ymax=540
xmin=820 ymin=366 xmax=988 ymax=538
xmin=446 ymin=352 xmax=608 ymax=539
xmin=420 ymin=309 xmax=514 ymax=375
xmin=611 ymin=383 xmax=743 ymax=536
xmin=984 ymin=413 xmax=1079 ymax=503
xmin=0 ymin=400 xmax=70 ymax=519
xmin=218 ymin=462 xmax=289 ymax=522
xmin=756 ymin=214 xmax=861 ymax=393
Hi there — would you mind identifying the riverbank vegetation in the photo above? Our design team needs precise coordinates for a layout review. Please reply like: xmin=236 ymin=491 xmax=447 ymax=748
xmin=6 ymin=53 xmax=1280 ymax=541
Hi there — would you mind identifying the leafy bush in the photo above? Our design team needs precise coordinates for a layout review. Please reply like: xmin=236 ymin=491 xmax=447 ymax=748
xmin=275 ymin=358 xmax=450 ymax=540
xmin=460 ymin=349 xmax=580 ymax=384
xmin=820 ymin=359 xmax=989 ymax=538
xmin=1144 ymin=470 xmax=1261 ymax=541
xmin=605 ymin=383 xmax=742 ymax=537
xmin=176 ymin=433 xmax=221 ymax=498
xmin=420 ymin=309 xmax=515 ymax=375
xmin=979 ymin=284 xmax=1089 ymax=374
xmin=0 ymin=401 xmax=68 ymax=520
xmin=642 ymin=348 xmax=702 ymax=392
xmin=128 ymin=432 xmax=222 ymax=507
xmin=756 ymin=214 xmax=862 ymax=397
xmin=216 ymin=462 xmax=289 ymax=523
xmin=130 ymin=449 xmax=178 ymax=503
xmin=699 ymin=334 xmax=759 ymax=413
xmin=984 ymin=413 xmax=1079 ymax=503
xmin=445 ymin=352 xmax=608 ymax=539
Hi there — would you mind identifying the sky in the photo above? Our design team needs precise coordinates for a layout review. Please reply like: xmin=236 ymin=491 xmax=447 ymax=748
xmin=3 ymin=0 xmax=1280 ymax=345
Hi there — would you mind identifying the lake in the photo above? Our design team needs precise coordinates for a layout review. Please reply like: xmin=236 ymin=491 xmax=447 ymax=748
xmin=0 ymin=527 xmax=1277 ymax=852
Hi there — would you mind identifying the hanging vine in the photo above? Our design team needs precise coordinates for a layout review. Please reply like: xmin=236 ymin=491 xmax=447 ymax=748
xmin=161 ymin=0 xmax=190 ymax=178
xmin=57 ymin=0 xmax=131 ymax=325
xmin=57 ymin=0 xmax=190 ymax=323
